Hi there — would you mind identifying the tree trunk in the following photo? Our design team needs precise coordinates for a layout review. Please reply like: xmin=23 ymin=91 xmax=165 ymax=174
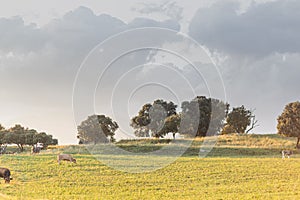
xmin=246 ymin=116 xmax=259 ymax=134
xmin=17 ymin=144 xmax=22 ymax=152
xmin=297 ymin=137 xmax=300 ymax=149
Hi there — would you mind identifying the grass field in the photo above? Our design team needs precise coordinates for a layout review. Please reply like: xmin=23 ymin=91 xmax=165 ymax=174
xmin=0 ymin=134 xmax=300 ymax=199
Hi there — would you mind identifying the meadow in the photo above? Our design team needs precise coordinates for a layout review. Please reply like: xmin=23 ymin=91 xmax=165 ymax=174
xmin=0 ymin=134 xmax=300 ymax=200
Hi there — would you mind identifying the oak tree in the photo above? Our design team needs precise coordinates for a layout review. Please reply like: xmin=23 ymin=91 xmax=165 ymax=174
xmin=277 ymin=101 xmax=300 ymax=148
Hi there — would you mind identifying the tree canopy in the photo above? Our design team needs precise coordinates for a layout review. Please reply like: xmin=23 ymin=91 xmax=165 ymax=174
xmin=0 ymin=124 xmax=58 ymax=151
xmin=130 ymin=99 xmax=177 ymax=138
xmin=77 ymin=114 xmax=119 ymax=144
xmin=159 ymin=114 xmax=181 ymax=139
xmin=0 ymin=124 xmax=6 ymax=145
xmin=277 ymin=101 xmax=300 ymax=148
xmin=131 ymin=97 xmax=227 ymax=139
xmin=180 ymin=96 xmax=228 ymax=137
xmin=222 ymin=105 xmax=258 ymax=134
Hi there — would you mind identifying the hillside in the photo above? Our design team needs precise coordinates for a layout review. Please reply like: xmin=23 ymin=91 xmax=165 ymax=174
xmin=0 ymin=134 xmax=300 ymax=199
xmin=112 ymin=134 xmax=298 ymax=158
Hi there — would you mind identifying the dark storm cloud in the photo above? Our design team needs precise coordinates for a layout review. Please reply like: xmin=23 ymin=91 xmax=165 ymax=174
xmin=189 ymin=0 xmax=300 ymax=134
xmin=189 ymin=0 xmax=300 ymax=57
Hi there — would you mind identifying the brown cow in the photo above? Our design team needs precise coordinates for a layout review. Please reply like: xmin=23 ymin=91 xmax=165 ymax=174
xmin=57 ymin=154 xmax=76 ymax=164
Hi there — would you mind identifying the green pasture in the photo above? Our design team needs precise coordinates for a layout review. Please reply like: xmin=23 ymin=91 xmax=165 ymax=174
xmin=0 ymin=134 xmax=300 ymax=199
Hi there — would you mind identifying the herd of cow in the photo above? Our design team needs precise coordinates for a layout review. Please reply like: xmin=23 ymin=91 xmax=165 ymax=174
xmin=0 ymin=153 xmax=76 ymax=184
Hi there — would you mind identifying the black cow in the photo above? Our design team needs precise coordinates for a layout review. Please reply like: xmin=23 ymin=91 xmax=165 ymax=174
xmin=0 ymin=168 xmax=12 ymax=183
xmin=0 ymin=145 xmax=7 ymax=154
xmin=282 ymin=150 xmax=293 ymax=159
xmin=32 ymin=146 xmax=41 ymax=154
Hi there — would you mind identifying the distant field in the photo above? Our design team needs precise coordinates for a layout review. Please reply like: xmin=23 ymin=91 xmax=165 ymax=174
xmin=0 ymin=134 xmax=300 ymax=199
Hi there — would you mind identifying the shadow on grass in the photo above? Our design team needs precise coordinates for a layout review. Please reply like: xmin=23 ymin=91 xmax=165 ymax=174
xmin=59 ymin=143 xmax=285 ymax=159
xmin=54 ymin=137 xmax=296 ymax=159
xmin=183 ymin=146 xmax=283 ymax=158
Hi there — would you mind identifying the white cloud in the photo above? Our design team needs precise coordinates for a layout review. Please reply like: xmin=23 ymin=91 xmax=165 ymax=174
xmin=0 ymin=6 xmax=180 ymax=144
xmin=133 ymin=1 xmax=183 ymax=21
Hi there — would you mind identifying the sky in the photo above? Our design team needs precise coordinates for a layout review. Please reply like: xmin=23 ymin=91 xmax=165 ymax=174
xmin=0 ymin=0 xmax=299 ymax=144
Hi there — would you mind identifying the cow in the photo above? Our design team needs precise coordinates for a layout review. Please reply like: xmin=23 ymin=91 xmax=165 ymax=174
xmin=57 ymin=154 xmax=76 ymax=165
xmin=0 ymin=168 xmax=12 ymax=183
xmin=32 ymin=143 xmax=44 ymax=154
xmin=0 ymin=145 xmax=7 ymax=154
xmin=32 ymin=146 xmax=41 ymax=154
xmin=282 ymin=150 xmax=293 ymax=159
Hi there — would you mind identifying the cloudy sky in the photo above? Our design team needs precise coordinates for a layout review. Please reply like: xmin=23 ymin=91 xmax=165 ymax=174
xmin=0 ymin=0 xmax=299 ymax=144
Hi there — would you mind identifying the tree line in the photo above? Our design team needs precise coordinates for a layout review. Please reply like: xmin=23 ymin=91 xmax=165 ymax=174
xmin=77 ymin=96 xmax=259 ymax=144
xmin=0 ymin=124 xmax=58 ymax=152
xmin=72 ymin=96 xmax=300 ymax=149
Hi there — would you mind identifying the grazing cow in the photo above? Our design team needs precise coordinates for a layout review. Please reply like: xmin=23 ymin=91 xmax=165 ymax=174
xmin=57 ymin=154 xmax=76 ymax=165
xmin=32 ymin=146 xmax=41 ymax=154
xmin=0 ymin=168 xmax=12 ymax=183
xmin=282 ymin=150 xmax=293 ymax=159
xmin=32 ymin=143 xmax=44 ymax=154
xmin=0 ymin=145 xmax=7 ymax=154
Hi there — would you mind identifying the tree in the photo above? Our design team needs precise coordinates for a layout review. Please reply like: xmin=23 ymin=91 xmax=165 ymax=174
xmin=159 ymin=114 xmax=181 ymax=139
xmin=224 ymin=105 xmax=258 ymax=134
xmin=51 ymin=138 xmax=58 ymax=145
xmin=77 ymin=114 xmax=118 ymax=144
xmin=130 ymin=99 xmax=177 ymax=138
xmin=130 ymin=126 xmax=150 ymax=138
xmin=35 ymin=132 xmax=57 ymax=148
xmin=1 ymin=124 xmax=58 ymax=151
xmin=8 ymin=124 xmax=26 ymax=152
xmin=24 ymin=129 xmax=58 ymax=148
xmin=221 ymin=124 xmax=236 ymax=135
xmin=277 ymin=101 xmax=300 ymax=148
xmin=130 ymin=104 xmax=152 ymax=137
xmin=24 ymin=129 xmax=38 ymax=146
xmin=179 ymin=96 xmax=227 ymax=137
xmin=0 ymin=124 xmax=6 ymax=145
